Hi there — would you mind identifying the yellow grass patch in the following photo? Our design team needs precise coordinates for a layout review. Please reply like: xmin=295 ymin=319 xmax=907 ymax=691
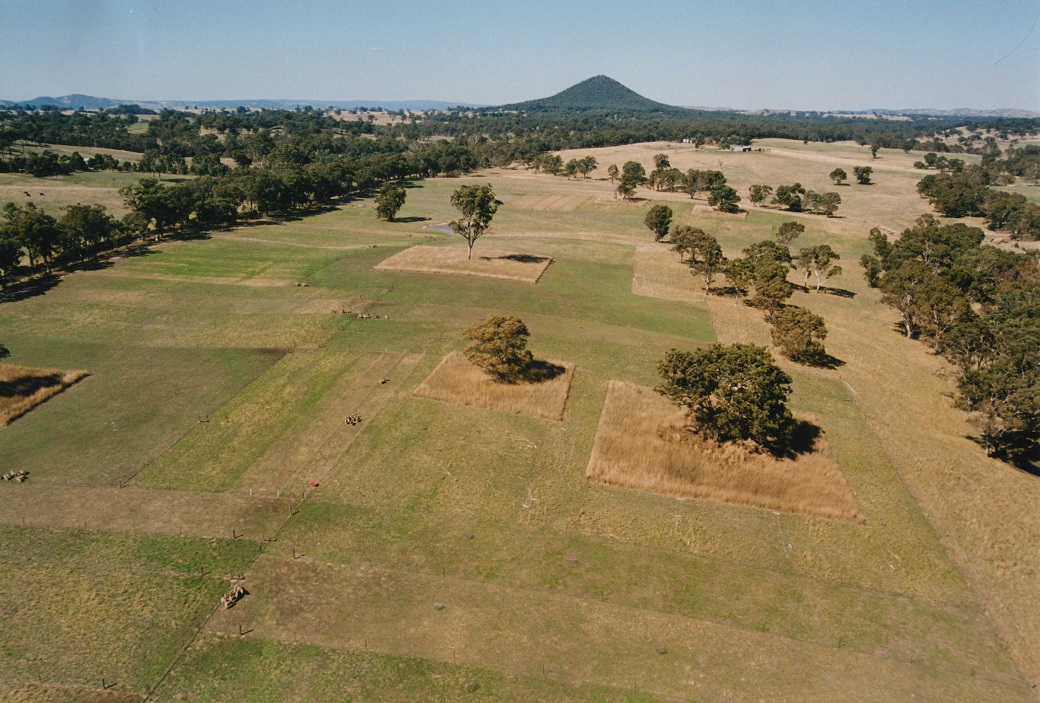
xmin=375 ymin=245 xmax=553 ymax=283
xmin=586 ymin=381 xmax=861 ymax=521
xmin=413 ymin=351 xmax=574 ymax=421
xmin=0 ymin=364 xmax=89 ymax=425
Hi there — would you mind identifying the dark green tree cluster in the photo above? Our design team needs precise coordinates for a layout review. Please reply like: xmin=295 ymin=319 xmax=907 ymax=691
xmin=913 ymin=152 xmax=966 ymax=173
xmin=754 ymin=182 xmax=840 ymax=216
xmin=0 ymin=202 xmax=124 ymax=286
xmin=861 ymin=215 xmax=1040 ymax=463
xmin=917 ymin=173 xmax=1040 ymax=240
xmin=722 ymin=228 xmax=838 ymax=364
xmin=656 ymin=344 xmax=795 ymax=455
xmin=671 ymin=226 xmax=726 ymax=295
xmin=725 ymin=240 xmax=795 ymax=318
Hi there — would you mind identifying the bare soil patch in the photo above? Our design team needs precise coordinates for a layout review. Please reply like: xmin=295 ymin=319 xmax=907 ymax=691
xmin=0 ymin=364 xmax=88 ymax=425
xmin=375 ymin=245 xmax=553 ymax=283
xmin=413 ymin=352 xmax=574 ymax=421
xmin=586 ymin=381 xmax=860 ymax=521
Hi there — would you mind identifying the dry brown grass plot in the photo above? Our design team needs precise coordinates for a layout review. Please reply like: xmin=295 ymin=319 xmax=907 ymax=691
xmin=586 ymin=381 xmax=861 ymax=521
xmin=0 ymin=364 xmax=88 ymax=425
xmin=413 ymin=352 xmax=574 ymax=421
xmin=375 ymin=245 xmax=553 ymax=283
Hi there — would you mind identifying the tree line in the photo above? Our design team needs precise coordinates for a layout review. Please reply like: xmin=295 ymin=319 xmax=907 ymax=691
xmin=861 ymin=215 xmax=1040 ymax=463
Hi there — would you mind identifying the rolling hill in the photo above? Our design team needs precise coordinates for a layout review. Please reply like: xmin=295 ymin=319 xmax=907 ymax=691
xmin=494 ymin=75 xmax=683 ymax=114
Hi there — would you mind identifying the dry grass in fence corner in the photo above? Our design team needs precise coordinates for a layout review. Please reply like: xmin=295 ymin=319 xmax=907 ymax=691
xmin=375 ymin=245 xmax=553 ymax=284
xmin=586 ymin=381 xmax=861 ymax=521
xmin=413 ymin=352 xmax=574 ymax=421
xmin=0 ymin=364 xmax=89 ymax=426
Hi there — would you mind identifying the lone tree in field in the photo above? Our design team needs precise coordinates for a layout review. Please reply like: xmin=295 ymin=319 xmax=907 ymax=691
xmin=796 ymin=244 xmax=842 ymax=291
xmin=607 ymin=164 xmax=619 ymax=183
xmin=748 ymin=184 xmax=773 ymax=205
xmin=463 ymin=314 xmax=533 ymax=382
xmin=686 ymin=229 xmax=726 ymax=296
xmin=708 ymin=185 xmax=741 ymax=213
xmin=770 ymin=307 xmax=829 ymax=364
xmin=656 ymin=344 xmax=795 ymax=455
xmin=644 ymin=204 xmax=673 ymax=241
xmin=0 ymin=343 xmax=9 ymax=360
xmin=853 ymin=166 xmax=873 ymax=185
xmin=829 ymin=168 xmax=848 ymax=185
xmin=775 ymin=221 xmax=804 ymax=248
xmin=374 ymin=183 xmax=406 ymax=221
xmin=450 ymin=184 xmax=502 ymax=259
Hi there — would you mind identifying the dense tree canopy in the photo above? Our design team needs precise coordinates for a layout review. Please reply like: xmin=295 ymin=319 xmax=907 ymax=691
xmin=863 ymin=216 xmax=1040 ymax=464
xmin=463 ymin=315 xmax=533 ymax=383
xmin=644 ymin=204 xmax=672 ymax=241
xmin=375 ymin=183 xmax=406 ymax=221
xmin=771 ymin=307 xmax=828 ymax=365
xmin=656 ymin=344 xmax=795 ymax=455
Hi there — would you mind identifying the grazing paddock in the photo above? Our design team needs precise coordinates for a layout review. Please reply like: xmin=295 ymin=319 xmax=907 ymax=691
xmin=413 ymin=351 xmax=574 ymax=421
xmin=586 ymin=381 xmax=860 ymax=521
xmin=375 ymin=245 xmax=553 ymax=283
xmin=1 ymin=138 xmax=1038 ymax=699
xmin=0 ymin=364 xmax=88 ymax=425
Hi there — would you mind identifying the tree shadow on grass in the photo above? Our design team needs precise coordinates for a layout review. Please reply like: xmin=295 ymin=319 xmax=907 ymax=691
xmin=819 ymin=285 xmax=856 ymax=298
xmin=482 ymin=254 xmax=551 ymax=264
xmin=0 ymin=372 xmax=64 ymax=400
xmin=710 ymin=285 xmax=746 ymax=298
xmin=782 ymin=419 xmax=824 ymax=458
xmin=394 ymin=216 xmax=432 ymax=223
xmin=516 ymin=359 xmax=567 ymax=384
xmin=0 ymin=274 xmax=61 ymax=303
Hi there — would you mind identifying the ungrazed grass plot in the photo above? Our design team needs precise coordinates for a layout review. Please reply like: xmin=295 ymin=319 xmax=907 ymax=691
xmin=0 ymin=364 xmax=88 ymax=425
xmin=586 ymin=381 xmax=861 ymax=521
xmin=375 ymin=245 xmax=553 ymax=283
xmin=413 ymin=351 xmax=574 ymax=421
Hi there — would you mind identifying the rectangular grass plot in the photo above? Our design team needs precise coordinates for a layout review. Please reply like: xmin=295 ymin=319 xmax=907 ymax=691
xmin=413 ymin=352 xmax=574 ymax=421
xmin=586 ymin=381 xmax=861 ymax=521
xmin=375 ymin=245 xmax=553 ymax=283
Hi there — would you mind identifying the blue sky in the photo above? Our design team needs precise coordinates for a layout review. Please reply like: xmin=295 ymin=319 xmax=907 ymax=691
xmin=1 ymin=0 xmax=1038 ymax=110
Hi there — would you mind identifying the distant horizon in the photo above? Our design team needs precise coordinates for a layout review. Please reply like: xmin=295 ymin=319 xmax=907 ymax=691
xmin=3 ymin=86 xmax=1037 ymax=117
xmin=1 ymin=1 xmax=1038 ymax=111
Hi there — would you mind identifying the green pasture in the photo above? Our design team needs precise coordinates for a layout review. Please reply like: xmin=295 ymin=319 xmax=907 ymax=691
xmin=0 ymin=148 xmax=1034 ymax=701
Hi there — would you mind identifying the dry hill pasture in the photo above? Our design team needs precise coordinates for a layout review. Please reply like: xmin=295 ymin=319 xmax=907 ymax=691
xmin=1 ymin=138 xmax=1039 ymax=702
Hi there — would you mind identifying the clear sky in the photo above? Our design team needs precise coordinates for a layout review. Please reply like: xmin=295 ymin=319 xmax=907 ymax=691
xmin=2 ymin=0 xmax=1038 ymax=110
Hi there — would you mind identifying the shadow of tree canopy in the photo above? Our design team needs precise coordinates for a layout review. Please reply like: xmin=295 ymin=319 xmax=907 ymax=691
xmin=515 ymin=359 xmax=567 ymax=384
xmin=394 ymin=216 xmax=431 ymax=223
xmin=0 ymin=371 xmax=64 ymax=399
xmin=480 ymin=254 xmax=551 ymax=264
xmin=782 ymin=419 xmax=824 ymax=458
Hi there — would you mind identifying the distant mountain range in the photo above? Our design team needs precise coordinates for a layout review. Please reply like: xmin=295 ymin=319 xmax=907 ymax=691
xmin=1 ymin=80 xmax=1036 ymax=118
xmin=0 ymin=95 xmax=475 ymax=112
